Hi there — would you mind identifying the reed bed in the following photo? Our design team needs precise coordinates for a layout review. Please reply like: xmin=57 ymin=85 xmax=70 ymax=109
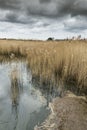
xmin=27 ymin=40 xmax=87 ymax=95
xmin=0 ymin=39 xmax=87 ymax=95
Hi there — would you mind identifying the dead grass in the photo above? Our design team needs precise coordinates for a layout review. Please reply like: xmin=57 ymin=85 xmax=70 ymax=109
xmin=0 ymin=39 xmax=87 ymax=95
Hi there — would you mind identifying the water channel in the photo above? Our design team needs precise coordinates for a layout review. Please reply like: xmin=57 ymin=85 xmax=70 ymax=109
xmin=0 ymin=61 xmax=51 ymax=130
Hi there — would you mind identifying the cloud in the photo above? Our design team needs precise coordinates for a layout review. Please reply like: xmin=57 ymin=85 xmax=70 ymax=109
xmin=64 ymin=15 xmax=87 ymax=32
xmin=0 ymin=0 xmax=87 ymax=39
xmin=6 ymin=12 xmax=19 ymax=23
xmin=0 ymin=0 xmax=87 ymax=18
xmin=39 ymin=0 xmax=51 ymax=3
xmin=39 ymin=0 xmax=51 ymax=4
xmin=26 ymin=0 xmax=87 ymax=17
xmin=0 ymin=0 xmax=20 ymax=10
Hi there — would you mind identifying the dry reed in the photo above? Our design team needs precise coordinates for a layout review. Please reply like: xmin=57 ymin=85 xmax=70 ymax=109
xmin=0 ymin=39 xmax=87 ymax=95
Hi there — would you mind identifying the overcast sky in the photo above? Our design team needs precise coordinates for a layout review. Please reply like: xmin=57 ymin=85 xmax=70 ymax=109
xmin=0 ymin=0 xmax=87 ymax=40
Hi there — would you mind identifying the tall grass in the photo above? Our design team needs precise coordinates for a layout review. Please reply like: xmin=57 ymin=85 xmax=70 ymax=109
xmin=0 ymin=39 xmax=87 ymax=95
xmin=27 ymin=40 xmax=87 ymax=95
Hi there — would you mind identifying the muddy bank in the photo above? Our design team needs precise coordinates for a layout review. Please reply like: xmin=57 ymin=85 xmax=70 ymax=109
xmin=35 ymin=91 xmax=87 ymax=130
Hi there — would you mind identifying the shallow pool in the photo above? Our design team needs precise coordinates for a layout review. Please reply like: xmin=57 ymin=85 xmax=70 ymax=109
xmin=0 ymin=61 xmax=49 ymax=130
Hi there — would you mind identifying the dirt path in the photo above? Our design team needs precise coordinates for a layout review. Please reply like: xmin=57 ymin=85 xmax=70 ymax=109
xmin=35 ymin=92 xmax=87 ymax=130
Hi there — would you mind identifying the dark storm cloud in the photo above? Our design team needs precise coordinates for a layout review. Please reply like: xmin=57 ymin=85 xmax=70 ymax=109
xmin=6 ymin=12 xmax=19 ymax=23
xmin=26 ymin=0 xmax=87 ymax=17
xmin=0 ymin=0 xmax=87 ymax=18
xmin=39 ymin=0 xmax=51 ymax=4
xmin=0 ymin=0 xmax=87 ymax=38
xmin=0 ymin=0 xmax=20 ymax=10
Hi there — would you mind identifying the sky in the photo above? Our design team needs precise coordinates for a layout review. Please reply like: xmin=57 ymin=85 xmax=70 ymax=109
xmin=0 ymin=0 xmax=87 ymax=40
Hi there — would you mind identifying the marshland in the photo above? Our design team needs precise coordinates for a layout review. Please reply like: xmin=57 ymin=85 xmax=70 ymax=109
xmin=1 ymin=39 xmax=87 ymax=94
xmin=0 ymin=39 xmax=87 ymax=130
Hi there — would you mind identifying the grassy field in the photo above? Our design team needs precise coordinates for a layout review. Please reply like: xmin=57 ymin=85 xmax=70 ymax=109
xmin=0 ymin=39 xmax=87 ymax=95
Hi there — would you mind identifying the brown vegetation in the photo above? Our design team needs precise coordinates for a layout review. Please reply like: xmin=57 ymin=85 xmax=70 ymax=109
xmin=0 ymin=39 xmax=87 ymax=95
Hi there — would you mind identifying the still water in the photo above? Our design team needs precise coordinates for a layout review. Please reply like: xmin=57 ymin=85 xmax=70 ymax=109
xmin=0 ymin=61 xmax=49 ymax=130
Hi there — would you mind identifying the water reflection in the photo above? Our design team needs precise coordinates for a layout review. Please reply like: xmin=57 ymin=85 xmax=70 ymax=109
xmin=0 ymin=61 xmax=49 ymax=130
